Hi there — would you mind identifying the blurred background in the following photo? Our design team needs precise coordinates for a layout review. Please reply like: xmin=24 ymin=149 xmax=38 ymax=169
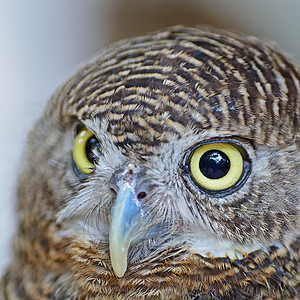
xmin=1 ymin=0 xmax=300 ymax=276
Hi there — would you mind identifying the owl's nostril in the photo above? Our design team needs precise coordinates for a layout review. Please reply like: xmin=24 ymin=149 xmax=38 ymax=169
xmin=137 ymin=192 xmax=147 ymax=200
xmin=110 ymin=186 xmax=147 ymax=201
xmin=110 ymin=188 xmax=117 ymax=197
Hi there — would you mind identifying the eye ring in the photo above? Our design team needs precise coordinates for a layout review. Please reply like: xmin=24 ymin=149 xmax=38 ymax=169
xmin=73 ymin=128 xmax=96 ymax=175
xmin=189 ymin=143 xmax=244 ymax=191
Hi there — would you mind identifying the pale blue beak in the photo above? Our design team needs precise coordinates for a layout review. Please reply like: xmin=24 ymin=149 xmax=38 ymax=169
xmin=109 ymin=165 xmax=145 ymax=277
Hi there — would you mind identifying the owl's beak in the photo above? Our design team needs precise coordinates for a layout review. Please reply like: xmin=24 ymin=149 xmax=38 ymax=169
xmin=109 ymin=164 xmax=145 ymax=277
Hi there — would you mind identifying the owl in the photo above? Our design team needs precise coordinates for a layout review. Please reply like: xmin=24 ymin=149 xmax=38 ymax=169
xmin=0 ymin=25 xmax=299 ymax=299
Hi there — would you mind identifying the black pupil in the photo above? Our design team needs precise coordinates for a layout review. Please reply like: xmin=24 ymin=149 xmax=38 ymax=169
xmin=86 ymin=137 xmax=100 ymax=163
xmin=199 ymin=150 xmax=230 ymax=179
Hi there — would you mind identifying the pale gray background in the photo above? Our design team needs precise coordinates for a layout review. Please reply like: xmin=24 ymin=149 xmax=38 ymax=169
xmin=1 ymin=0 xmax=300 ymax=276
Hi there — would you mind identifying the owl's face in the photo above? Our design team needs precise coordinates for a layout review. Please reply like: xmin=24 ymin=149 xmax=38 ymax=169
xmin=16 ymin=26 xmax=299 ymax=298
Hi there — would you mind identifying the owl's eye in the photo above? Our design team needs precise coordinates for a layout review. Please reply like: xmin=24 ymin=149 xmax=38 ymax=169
xmin=73 ymin=128 xmax=100 ymax=175
xmin=189 ymin=143 xmax=246 ymax=191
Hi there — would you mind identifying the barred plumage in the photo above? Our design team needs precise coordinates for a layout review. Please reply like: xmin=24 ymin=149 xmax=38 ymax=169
xmin=1 ymin=25 xmax=299 ymax=299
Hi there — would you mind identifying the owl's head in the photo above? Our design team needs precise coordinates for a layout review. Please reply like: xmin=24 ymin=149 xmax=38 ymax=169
xmin=18 ymin=26 xmax=299 ymax=298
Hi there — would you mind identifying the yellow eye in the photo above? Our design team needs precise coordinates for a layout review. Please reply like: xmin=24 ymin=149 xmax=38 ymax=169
xmin=73 ymin=128 xmax=100 ymax=175
xmin=189 ymin=143 xmax=244 ymax=191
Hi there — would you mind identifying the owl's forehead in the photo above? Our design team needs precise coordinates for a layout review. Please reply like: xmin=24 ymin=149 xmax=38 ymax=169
xmin=57 ymin=26 xmax=299 ymax=147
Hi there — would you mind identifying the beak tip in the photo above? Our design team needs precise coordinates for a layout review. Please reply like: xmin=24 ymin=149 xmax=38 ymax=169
xmin=110 ymin=245 xmax=128 ymax=277
xmin=114 ymin=267 xmax=127 ymax=278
